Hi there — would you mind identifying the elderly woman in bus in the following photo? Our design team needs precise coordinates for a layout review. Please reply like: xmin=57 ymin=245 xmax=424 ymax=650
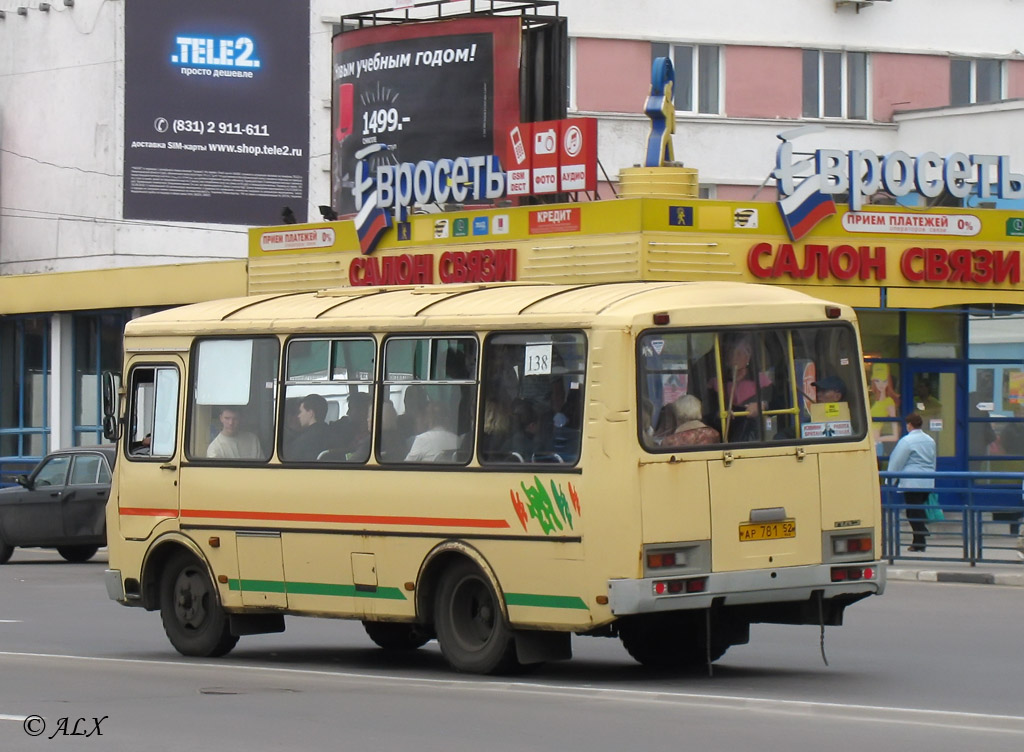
xmin=661 ymin=394 xmax=720 ymax=447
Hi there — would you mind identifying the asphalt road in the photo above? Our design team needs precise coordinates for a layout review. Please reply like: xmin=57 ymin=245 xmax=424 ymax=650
xmin=2 ymin=547 xmax=1023 ymax=751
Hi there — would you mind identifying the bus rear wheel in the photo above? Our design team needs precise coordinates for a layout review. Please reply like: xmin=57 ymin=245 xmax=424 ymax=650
xmin=159 ymin=550 xmax=238 ymax=658
xmin=434 ymin=560 xmax=517 ymax=674
xmin=619 ymin=613 xmax=729 ymax=669
xmin=362 ymin=621 xmax=431 ymax=651
xmin=57 ymin=545 xmax=99 ymax=563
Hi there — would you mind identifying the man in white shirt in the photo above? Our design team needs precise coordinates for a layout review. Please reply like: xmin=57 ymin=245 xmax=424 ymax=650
xmin=207 ymin=407 xmax=263 ymax=460
xmin=405 ymin=401 xmax=458 ymax=462
xmin=887 ymin=412 xmax=937 ymax=552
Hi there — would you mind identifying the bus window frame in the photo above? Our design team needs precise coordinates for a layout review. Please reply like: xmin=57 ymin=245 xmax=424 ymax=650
xmin=477 ymin=329 xmax=588 ymax=469
xmin=636 ymin=321 xmax=867 ymax=452
xmin=124 ymin=362 xmax=181 ymax=463
xmin=379 ymin=333 xmax=480 ymax=467
xmin=278 ymin=334 xmax=377 ymax=465
xmin=184 ymin=335 xmax=280 ymax=465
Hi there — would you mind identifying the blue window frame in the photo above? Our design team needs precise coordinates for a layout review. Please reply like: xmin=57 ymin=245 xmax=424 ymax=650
xmin=71 ymin=312 xmax=126 ymax=447
xmin=0 ymin=316 xmax=51 ymax=465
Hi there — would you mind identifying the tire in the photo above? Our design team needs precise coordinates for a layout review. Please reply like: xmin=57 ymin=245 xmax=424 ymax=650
xmin=0 ymin=542 xmax=13 ymax=565
xmin=57 ymin=545 xmax=99 ymax=563
xmin=434 ymin=559 xmax=517 ymax=674
xmin=159 ymin=550 xmax=238 ymax=658
xmin=619 ymin=613 xmax=729 ymax=669
xmin=362 ymin=621 xmax=431 ymax=651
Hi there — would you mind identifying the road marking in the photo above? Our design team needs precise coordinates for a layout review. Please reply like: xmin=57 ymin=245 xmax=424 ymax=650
xmin=0 ymin=620 xmax=21 ymax=623
xmin=1 ymin=650 xmax=1022 ymax=735
xmin=0 ymin=714 xmax=28 ymax=722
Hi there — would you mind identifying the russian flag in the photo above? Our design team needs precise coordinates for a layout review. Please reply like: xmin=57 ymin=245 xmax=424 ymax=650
xmin=354 ymin=191 xmax=392 ymax=255
xmin=777 ymin=174 xmax=837 ymax=242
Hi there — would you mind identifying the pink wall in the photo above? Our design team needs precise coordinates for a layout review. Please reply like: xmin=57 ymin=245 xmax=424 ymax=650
xmin=724 ymin=47 xmax=802 ymax=118
xmin=1007 ymin=60 xmax=1024 ymax=100
xmin=872 ymin=53 xmax=950 ymax=121
xmin=575 ymin=38 xmax=652 ymax=112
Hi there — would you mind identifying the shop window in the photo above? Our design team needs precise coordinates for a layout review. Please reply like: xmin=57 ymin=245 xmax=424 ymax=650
xmin=951 ymin=58 xmax=1003 ymax=106
xmin=0 ymin=317 xmax=50 ymax=459
xmin=651 ymin=43 xmax=721 ymax=114
xmin=381 ymin=336 xmax=478 ymax=464
xmin=188 ymin=338 xmax=278 ymax=462
xmin=866 ymin=361 xmax=902 ymax=459
xmin=857 ymin=311 xmax=900 ymax=360
xmin=72 ymin=313 xmax=126 ymax=447
xmin=478 ymin=332 xmax=586 ymax=466
xmin=280 ymin=338 xmax=376 ymax=463
xmin=802 ymin=49 xmax=868 ymax=120
xmin=906 ymin=311 xmax=962 ymax=359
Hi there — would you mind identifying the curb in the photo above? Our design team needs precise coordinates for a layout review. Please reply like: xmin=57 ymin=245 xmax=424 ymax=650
xmin=887 ymin=567 xmax=1024 ymax=586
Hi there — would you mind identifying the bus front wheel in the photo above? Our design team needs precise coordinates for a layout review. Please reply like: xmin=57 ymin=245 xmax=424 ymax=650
xmin=434 ymin=560 xmax=517 ymax=674
xmin=362 ymin=621 xmax=431 ymax=651
xmin=159 ymin=551 xmax=238 ymax=658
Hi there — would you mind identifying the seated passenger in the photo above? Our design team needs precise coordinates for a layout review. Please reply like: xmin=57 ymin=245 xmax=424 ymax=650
xmin=812 ymin=375 xmax=847 ymax=403
xmin=207 ymin=407 xmax=263 ymax=460
xmin=330 ymin=392 xmax=372 ymax=461
xmin=661 ymin=394 xmax=721 ymax=447
xmin=285 ymin=394 xmax=332 ymax=461
xmin=406 ymin=401 xmax=458 ymax=462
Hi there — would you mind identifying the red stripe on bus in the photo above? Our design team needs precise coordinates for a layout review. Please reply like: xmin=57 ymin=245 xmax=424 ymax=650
xmin=120 ymin=507 xmax=179 ymax=517
xmin=179 ymin=509 xmax=511 ymax=529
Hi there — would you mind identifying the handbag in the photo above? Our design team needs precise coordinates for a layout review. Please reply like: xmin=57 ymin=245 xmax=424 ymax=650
xmin=925 ymin=492 xmax=945 ymax=522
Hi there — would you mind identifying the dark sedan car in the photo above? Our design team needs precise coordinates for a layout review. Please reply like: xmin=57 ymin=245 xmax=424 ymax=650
xmin=0 ymin=445 xmax=115 ymax=564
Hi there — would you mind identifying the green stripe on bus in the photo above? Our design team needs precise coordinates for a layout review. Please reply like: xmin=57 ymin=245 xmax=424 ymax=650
xmin=227 ymin=579 xmax=406 ymax=600
xmin=504 ymin=593 xmax=589 ymax=610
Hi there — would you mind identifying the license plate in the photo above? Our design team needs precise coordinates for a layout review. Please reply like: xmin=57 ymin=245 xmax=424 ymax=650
xmin=739 ymin=520 xmax=796 ymax=541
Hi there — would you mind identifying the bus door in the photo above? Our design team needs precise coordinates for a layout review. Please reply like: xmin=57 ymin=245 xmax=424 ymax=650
xmin=708 ymin=450 xmax=822 ymax=573
xmin=119 ymin=359 xmax=183 ymax=540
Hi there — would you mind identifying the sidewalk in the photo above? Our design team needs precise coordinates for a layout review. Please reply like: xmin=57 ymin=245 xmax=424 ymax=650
xmin=886 ymin=555 xmax=1024 ymax=586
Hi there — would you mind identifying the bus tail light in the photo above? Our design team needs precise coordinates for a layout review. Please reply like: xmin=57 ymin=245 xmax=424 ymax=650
xmin=832 ymin=534 xmax=873 ymax=555
xmin=652 ymin=576 xmax=707 ymax=596
xmin=647 ymin=551 xmax=687 ymax=568
xmin=831 ymin=566 xmax=875 ymax=582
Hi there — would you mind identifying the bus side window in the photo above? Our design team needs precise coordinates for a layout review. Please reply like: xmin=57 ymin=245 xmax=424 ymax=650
xmin=188 ymin=338 xmax=278 ymax=462
xmin=381 ymin=336 xmax=478 ymax=464
xmin=479 ymin=332 xmax=586 ymax=465
xmin=126 ymin=365 xmax=180 ymax=459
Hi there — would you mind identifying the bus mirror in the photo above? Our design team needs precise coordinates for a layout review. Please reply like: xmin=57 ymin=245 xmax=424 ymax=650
xmin=101 ymin=371 xmax=121 ymax=441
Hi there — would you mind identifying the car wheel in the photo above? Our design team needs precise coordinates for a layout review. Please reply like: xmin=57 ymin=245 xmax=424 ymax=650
xmin=159 ymin=550 xmax=238 ymax=658
xmin=56 ymin=545 xmax=99 ymax=563
xmin=0 ymin=541 xmax=13 ymax=565
xmin=363 ymin=621 xmax=432 ymax=651
xmin=434 ymin=559 xmax=517 ymax=674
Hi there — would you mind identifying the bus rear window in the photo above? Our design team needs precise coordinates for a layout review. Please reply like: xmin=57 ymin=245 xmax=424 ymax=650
xmin=639 ymin=325 xmax=866 ymax=450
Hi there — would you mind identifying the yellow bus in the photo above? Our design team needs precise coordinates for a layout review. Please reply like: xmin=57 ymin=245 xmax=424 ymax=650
xmin=102 ymin=280 xmax=884 ymax=673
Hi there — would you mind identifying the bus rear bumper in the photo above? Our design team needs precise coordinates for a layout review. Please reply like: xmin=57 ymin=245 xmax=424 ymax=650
xmin=607 ymin=561 xmax=885 ymax=616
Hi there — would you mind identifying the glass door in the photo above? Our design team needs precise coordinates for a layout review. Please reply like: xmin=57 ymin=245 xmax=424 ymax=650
xmin=905 ymin=364 xmax=964 ymax=472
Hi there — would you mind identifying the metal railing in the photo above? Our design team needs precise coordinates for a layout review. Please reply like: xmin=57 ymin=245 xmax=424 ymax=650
xmin=880 ymin=470 xmax=1024 ymax=566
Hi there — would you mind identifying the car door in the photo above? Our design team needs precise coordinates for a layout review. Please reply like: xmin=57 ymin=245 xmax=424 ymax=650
xmin=61 ymin=452 xmax=111 ymax=540
xmin=0 ymin=455 xmax=71 ymax=545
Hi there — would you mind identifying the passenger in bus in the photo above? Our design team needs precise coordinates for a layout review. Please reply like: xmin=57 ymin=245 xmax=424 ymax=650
xmin=812 ymin=376 xmax=847 ymax=403
xmin=330 ymin=392 xmax=372 ymax=461
xmin=207 ymin=407 xmax=263 ymax=460
xmin=405 ymin=401 xmax=458 ymax=462
xmin=286 ymin=394 xmax=332 ymax=461
xmin=394 ymin=384 xmax=430 ymax=453
xmin=707 ymin=336 xmax=772 ymax=442
xmin=661 ymin=394 xmax=721 ymax=447
xmin=378 ymin=400 xmax=405 ymax=461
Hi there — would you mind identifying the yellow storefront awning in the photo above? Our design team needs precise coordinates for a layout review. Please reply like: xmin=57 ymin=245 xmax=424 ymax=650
xmin=0 ymin=260 xmax=248 ymax=315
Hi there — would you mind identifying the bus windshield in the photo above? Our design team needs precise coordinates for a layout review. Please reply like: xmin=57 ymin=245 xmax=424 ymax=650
xmin=638 ymin=323 xmax=866 ymax=449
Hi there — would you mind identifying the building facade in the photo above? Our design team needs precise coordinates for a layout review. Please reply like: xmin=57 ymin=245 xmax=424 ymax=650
xmin=2 ymin=1 xmax=1023 ymax=495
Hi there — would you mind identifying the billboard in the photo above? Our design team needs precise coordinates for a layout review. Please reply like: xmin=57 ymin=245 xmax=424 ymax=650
xmin=124 ymin=0 xmax=310 ymax=225
xmin=331 ymin=17 xmax=521 ymax=217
